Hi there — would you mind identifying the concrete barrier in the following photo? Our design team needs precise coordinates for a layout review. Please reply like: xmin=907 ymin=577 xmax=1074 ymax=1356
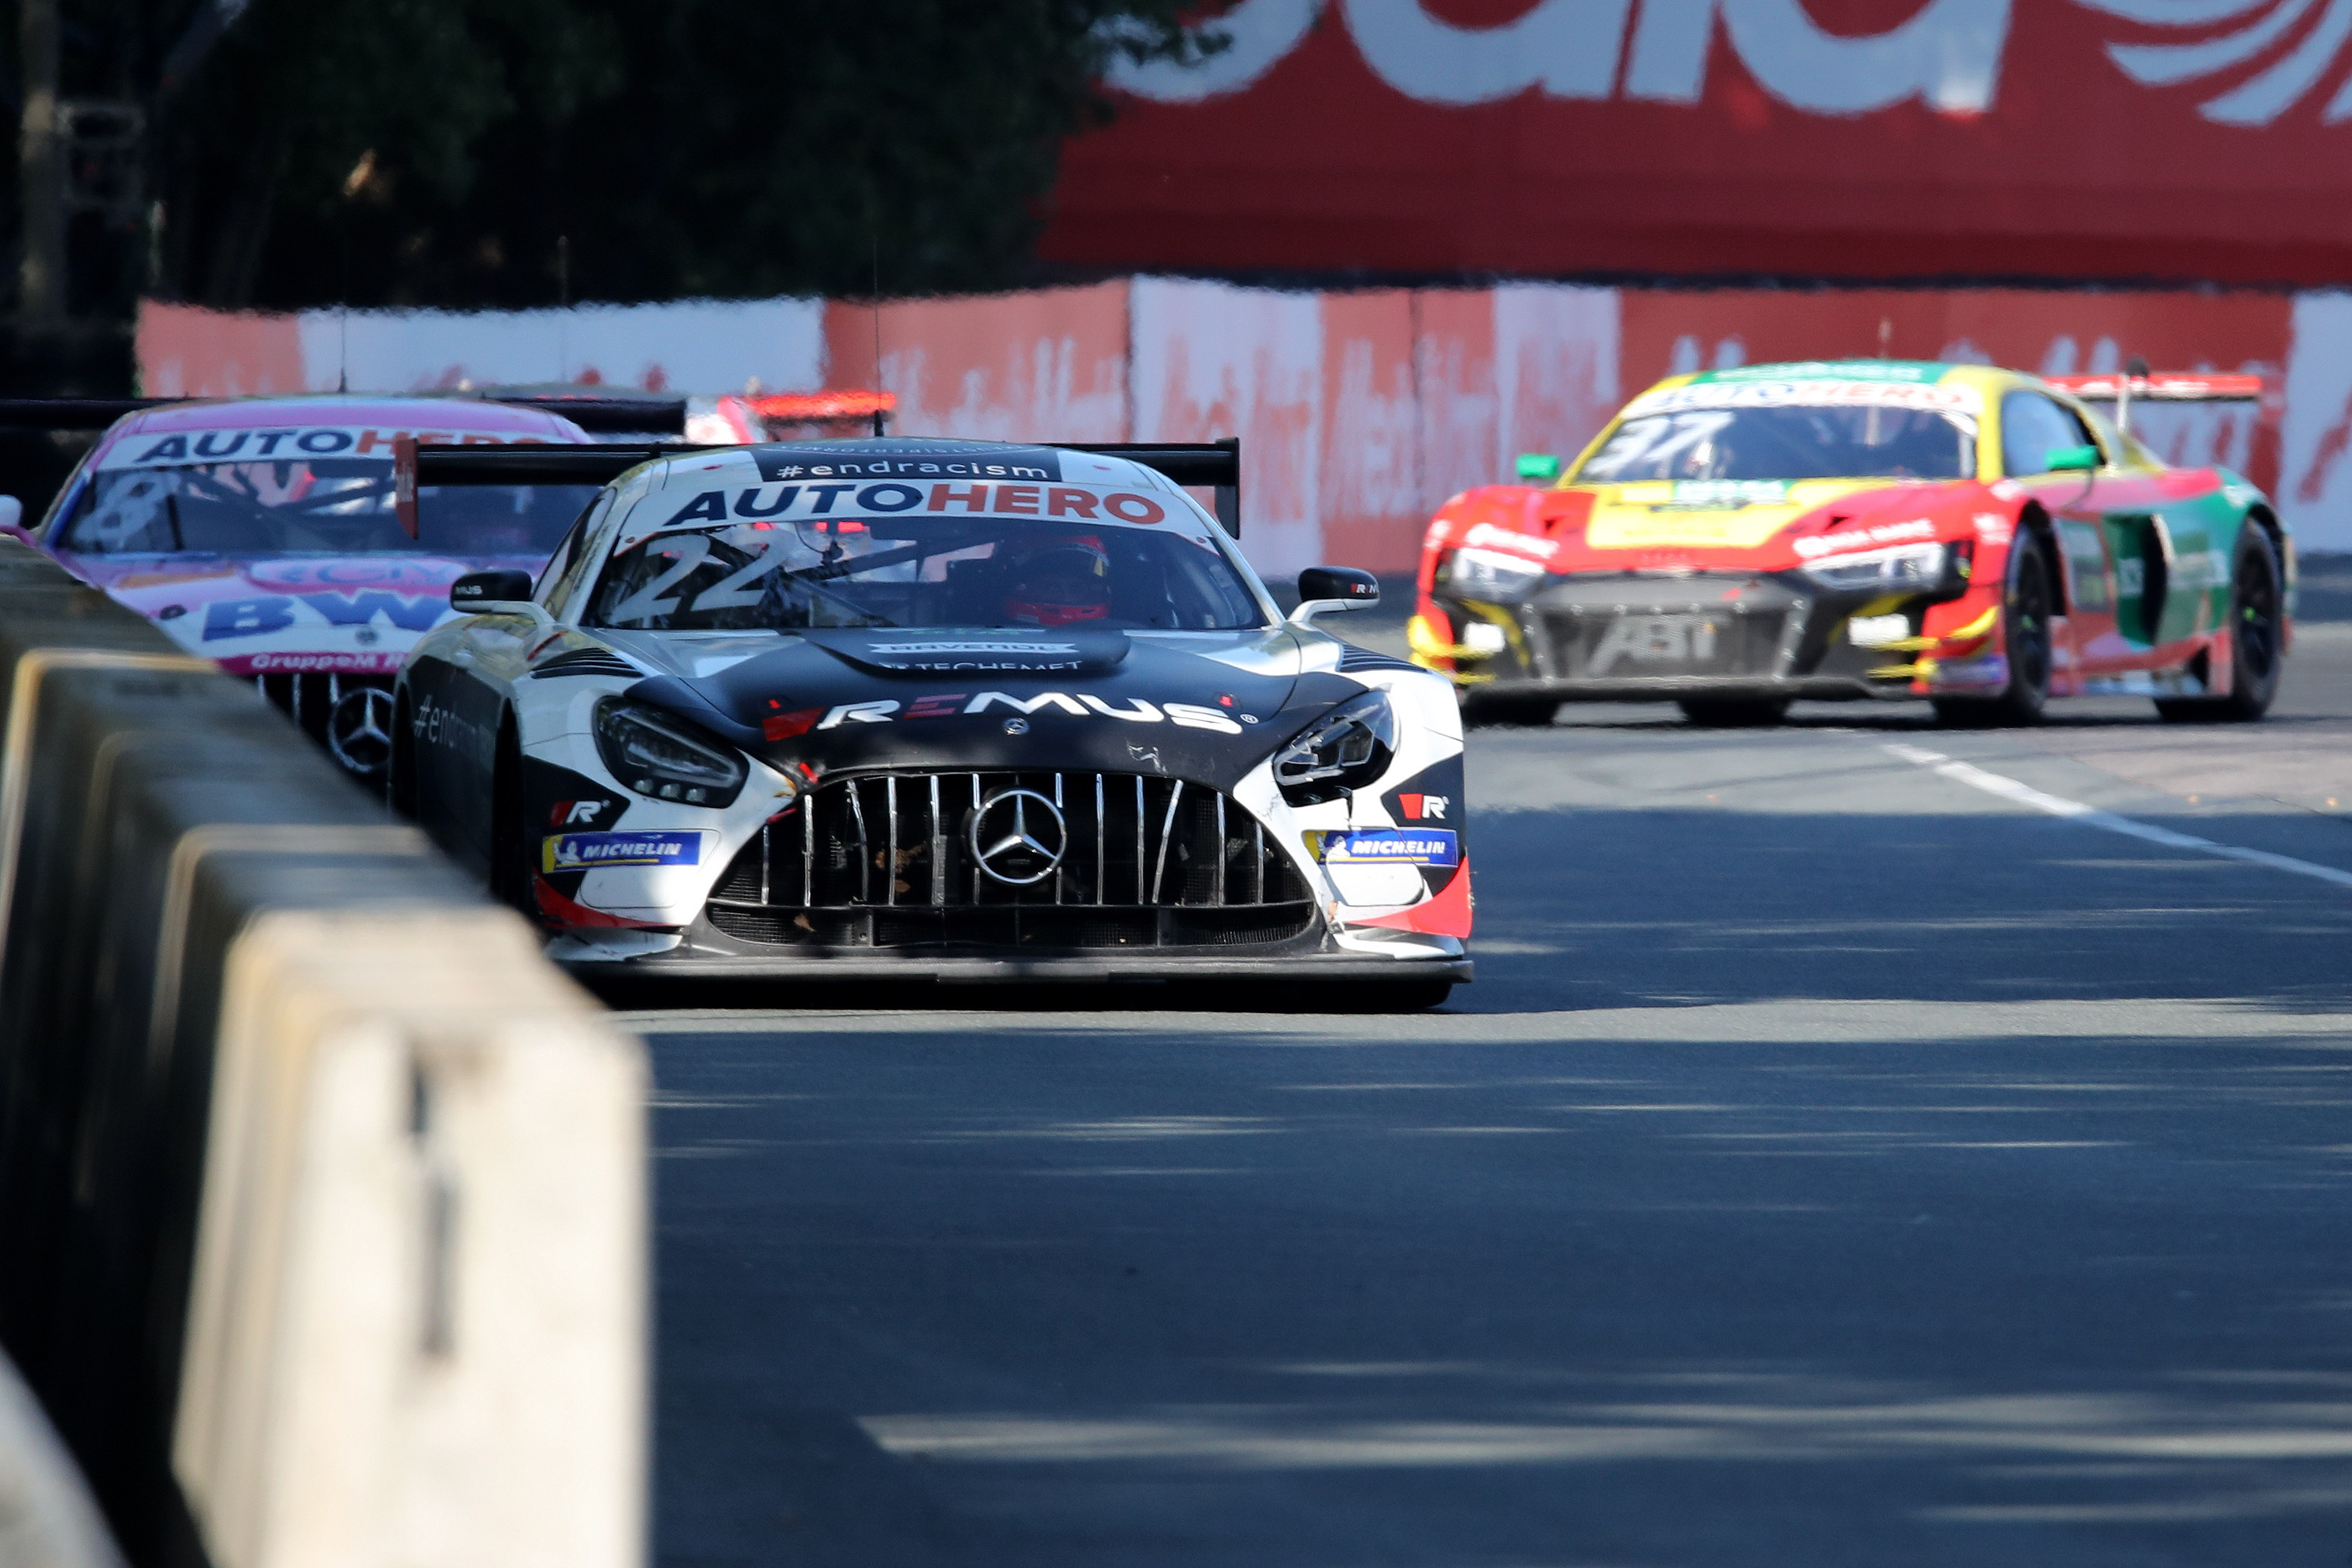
xmin=175 ymin=911 xmax=642 ymax=1568
xmin=0 ymin=538 xmax=645 ymax=1568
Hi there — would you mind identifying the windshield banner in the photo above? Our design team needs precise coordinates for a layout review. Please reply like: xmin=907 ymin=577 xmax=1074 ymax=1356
xmin=1623 ymin=380 xmax=1982 ymax=419
xmin=100 ymin=427 xmax=540 ymax=470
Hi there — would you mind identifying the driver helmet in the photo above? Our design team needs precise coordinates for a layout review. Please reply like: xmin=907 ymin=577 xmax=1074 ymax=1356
xmin=1003 ymin=537 xmax=1112 ymax=627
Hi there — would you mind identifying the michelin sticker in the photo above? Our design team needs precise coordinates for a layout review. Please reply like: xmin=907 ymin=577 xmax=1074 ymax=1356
xmin=542 ymin=830 xmax=711 ymax=872
xmin=1314 ymin=828 xmax=1461 ymax=867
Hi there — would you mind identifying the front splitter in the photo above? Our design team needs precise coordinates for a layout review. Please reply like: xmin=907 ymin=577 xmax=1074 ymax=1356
xmin=557 ymin=951 xmax=1472 ymax=984
xmin=1464 ymin=674 xmax=1913 ymax=702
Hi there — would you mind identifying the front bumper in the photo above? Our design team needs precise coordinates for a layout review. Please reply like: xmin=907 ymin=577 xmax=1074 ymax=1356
xmin=543 ymin=762 xmax=1472 ymax=980
xmin=1432 ymin=571 xmax=1947 ymax=702
xmin=557 ymin=945 xmax=1471 ymax=985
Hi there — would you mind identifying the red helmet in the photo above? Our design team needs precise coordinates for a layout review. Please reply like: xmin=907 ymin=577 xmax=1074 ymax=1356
xmin=1003 ymin=539 xmax=1111 ymax=628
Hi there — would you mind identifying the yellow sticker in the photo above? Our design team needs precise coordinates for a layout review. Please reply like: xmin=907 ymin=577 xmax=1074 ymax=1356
xmin=1581 ymin=479 xmax=1890 ymax=551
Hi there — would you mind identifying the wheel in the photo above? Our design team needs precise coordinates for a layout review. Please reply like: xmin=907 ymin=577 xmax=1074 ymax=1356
xmin=1933 ymin=534 xmax=2053 ymax=728
xmin=2155 ymin=525 xmax=2283 ymax=723
xmin=487 ymin=716 xmax=534 ymax=917
xmin=389 ymin=691 xmax=418 ymax=819
xmin=1462 ymin=693 xmax=1559 ymax=727
xmin=1677 ymin=697 xmax=1789 ymax=727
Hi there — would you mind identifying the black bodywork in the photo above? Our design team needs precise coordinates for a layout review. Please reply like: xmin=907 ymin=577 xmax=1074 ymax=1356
xmin=413 ymin=625 xmax=1473 ymax=983
xmin=622 ymin=630 xmax=1375 ymax=968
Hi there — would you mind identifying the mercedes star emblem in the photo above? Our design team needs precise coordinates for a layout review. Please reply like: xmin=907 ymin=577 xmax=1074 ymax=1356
xmin=327 ymin=686 xmax=397 ymax=776
xmin=970 ymin=788 xmax=1067 ymax=885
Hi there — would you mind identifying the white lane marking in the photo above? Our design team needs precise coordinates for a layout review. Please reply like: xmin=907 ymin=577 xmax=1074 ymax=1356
xmin=1883 ymin=743 xmax=2352 ymax=891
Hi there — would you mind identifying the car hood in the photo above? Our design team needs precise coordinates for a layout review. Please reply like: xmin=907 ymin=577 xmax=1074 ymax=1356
xmin=62 ymin=550 xmax=540 ymax=676
xmin=596 ymin=625 xmax=1377 ymax=791
xmin=1575 ymin=478 xmax=1904 ymax=551
xmin=1437 ymin=477 xmax=1989 ymax=582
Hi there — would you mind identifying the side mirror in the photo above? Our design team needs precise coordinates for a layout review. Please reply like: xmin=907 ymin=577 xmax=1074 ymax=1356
xmin=1516 ymin=453 xmax=1562 ymax=482
xmin=0 ymin=496 xmax=31 ymax=546
xmin=1289 ymin=566 xmax=1380 ymax=625
xmin=450 ymin=569 xmax=549 ymax=624
xmin=2046 ymin=444 xmax=2100 ymax=473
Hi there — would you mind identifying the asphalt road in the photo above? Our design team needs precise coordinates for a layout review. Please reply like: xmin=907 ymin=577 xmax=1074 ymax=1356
xmin=620 ymin=612 xmax=2352 ymax=1568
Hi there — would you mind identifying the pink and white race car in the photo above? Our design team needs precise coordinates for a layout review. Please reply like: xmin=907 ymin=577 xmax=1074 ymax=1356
xmin=0 ymin=394 xmax=652 ymax=785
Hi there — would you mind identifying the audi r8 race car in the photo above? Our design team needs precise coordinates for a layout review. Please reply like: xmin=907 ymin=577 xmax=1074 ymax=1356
xmin=391 ymin=436 xmax=1469 ymax=1004
xmin=1411 ymin=360 xmax=2289 ymax=727
xmin=0 ymin=392 xmax=667 ymax=784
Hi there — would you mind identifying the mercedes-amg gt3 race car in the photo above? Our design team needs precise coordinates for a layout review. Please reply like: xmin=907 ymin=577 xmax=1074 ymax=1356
xmin=392 ymin=437 xmax=1469 ymax=1004
xmin=0 ymin=393 xmax=654 ymax=783
xmin=1411 ymin=360 xmax=2290 ymax=727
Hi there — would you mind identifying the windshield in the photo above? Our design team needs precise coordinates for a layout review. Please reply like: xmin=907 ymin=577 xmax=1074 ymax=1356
xmin=587 ymin=516 xmax=1267 ymax=632
xmin=1576 ymin=405 xmax=1976 ymax=484
xmin=56 ymin=460 xmax=597 ymax=558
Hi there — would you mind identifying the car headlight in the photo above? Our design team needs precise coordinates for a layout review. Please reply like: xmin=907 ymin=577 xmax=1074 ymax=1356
xmin=1800 ymin=541 xmax=1947 ymax=591
xmin=1439 ymin=546 xmax=1545 ymax=601
xmin=1462 ymin=620 xmax=1509 ymax=654
xmin=1274 ymin=691 xmax=1397 ymax=806
xmin=593 ymin=698 xmax=748 ymax=807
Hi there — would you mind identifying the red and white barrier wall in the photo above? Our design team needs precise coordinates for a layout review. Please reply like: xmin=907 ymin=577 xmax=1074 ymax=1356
xmin=141 ymin=285 xmax=2352 ymax=570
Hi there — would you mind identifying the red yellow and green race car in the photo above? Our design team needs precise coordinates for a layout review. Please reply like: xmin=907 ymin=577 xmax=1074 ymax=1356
xmin=1409 ymin=360 xmax=2289 ymax=727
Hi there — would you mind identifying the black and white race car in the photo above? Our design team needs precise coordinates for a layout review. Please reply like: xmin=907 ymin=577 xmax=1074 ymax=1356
xmin=392 ymin=437 xmax=1471 ymax=1004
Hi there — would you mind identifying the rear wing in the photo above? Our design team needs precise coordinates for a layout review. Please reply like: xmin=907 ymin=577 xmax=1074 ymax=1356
xmin=467 ymin=392 xmax=686 ymax=434
xmin=2045 ymin=363 xmax=2264 ymax=436
xmin=748 ymin=390 xmax=895 ymax=423
xmin=0 ymin=392 xmax=687 ymax=436
xmin=396 ymin=436 xmax=1247 ymax=539
xmin=1052 ymin=440 xmax=1240 ymax=537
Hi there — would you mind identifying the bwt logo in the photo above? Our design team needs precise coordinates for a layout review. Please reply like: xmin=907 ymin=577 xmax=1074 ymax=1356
xmin=1111 ymin=0 xmax=2320 ymax=125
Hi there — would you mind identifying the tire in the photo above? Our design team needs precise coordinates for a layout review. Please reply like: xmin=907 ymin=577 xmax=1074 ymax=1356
xmin=389 ymin=691 xmax=418 ymax=820
xmin=2155 ymin=524 xmax=2283 ymax=724
xmin=1463 ymin=693 xmax=1559 ymax=728
xmin=1678 ymin=697 xmax=1789 ymax=727
xmin=1933 ymin=534 xmax=2053 ymax=728
xmin=487 ymin=716 xmax=534 ymax=917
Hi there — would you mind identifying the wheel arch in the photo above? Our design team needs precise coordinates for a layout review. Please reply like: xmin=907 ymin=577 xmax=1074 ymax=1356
xmin=489 ymin=703 xmax=532 ymax=914
xmin=390 ymin=684 xmax=418 ymax=820
xmin=2014 ymin=499 xmax=2066 ymax=613
xmin=2244 ymin=501 xmax=2287 ymax=575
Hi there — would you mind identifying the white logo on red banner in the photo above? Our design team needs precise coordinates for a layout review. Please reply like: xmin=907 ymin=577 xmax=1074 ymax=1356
xmin=1108 ymin=0 xmax=2013 ymax=115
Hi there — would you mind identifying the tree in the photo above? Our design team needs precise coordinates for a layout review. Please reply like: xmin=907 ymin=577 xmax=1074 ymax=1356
xmin=109 ymin=0 xmax=1213 ymax=312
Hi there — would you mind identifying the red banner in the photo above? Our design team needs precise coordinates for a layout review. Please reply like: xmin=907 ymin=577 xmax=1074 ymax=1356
xmin=1044 ymin=0 xmax=2352 ymax=285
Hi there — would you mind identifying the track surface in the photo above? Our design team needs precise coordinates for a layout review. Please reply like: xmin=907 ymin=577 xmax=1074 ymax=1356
xmin=623 ymin=622 xmax=2352 ymax=1568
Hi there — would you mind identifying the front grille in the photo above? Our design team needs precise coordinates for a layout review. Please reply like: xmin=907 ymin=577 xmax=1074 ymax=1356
xmin=255 ymin=672 xmax=396 ymax=781
xmin=704 ymin=770 xmax=1317 ymax=951
xmin=1539 ymin=605 xmax=1790 ymax=679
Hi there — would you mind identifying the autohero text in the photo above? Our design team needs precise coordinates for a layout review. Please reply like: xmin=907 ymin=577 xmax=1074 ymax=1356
xmin=657 ymin=483 xmax=1168 ymax=530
